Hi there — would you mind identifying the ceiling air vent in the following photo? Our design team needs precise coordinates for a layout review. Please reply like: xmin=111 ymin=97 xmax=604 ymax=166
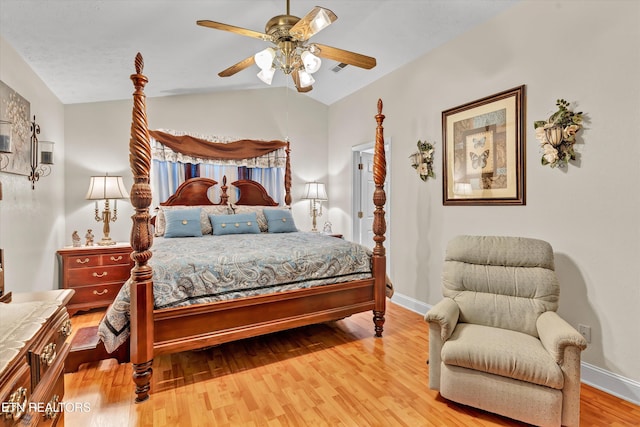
xmin=331 ymin=63 xmax=349 ymax=73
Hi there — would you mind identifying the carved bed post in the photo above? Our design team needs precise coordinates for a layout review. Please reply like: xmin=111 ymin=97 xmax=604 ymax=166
xmin=128 ymin=53 xmax=154 ymax=403
xmin=284 ymin=141 xmax=292 ymax=206
xmin=372 ymin=99 xmax=387 ymax=337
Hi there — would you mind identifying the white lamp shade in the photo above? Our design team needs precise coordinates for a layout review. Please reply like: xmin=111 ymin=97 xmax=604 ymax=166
xmin=86 ymin=175 xmax=129 ymax=200
xmin=254 ymin=47 xmax=275 ymax=70
xmin=297 ymin=70 xmax=315 ymax=88
xmin=301 ymin=51 xmax=322 ymax=74
xmin=302 ymin=182 xmax=328 ymax=200
xmin=257 ymin=67 xmax=276 ymax=85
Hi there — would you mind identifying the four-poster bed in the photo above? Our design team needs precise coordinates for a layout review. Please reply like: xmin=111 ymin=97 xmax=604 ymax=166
xmin=101 ymin=53 xmax=388 ymax=403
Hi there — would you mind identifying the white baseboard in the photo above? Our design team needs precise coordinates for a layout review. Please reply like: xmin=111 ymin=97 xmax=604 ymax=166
xmin=581 ymin=362 xmax=640 ymax=405
xmin=390 ymin=291 xmax=640 ymax=406
xmin=390 ymin=292 xmax=431 ymax=315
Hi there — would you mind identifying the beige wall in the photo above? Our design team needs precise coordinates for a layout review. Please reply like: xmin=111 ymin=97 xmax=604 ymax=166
xmin=0 ymin=36 xmax=65 ymax=293
xmin=328 ymin=0 xmax=640 ymax=386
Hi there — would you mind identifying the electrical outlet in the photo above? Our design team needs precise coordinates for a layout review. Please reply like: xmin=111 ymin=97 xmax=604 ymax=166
xmin=578 ymin=324 xmax=591 ymax=343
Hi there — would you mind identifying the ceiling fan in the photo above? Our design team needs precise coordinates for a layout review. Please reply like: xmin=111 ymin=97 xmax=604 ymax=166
xmin=196 ymin=0 xmax=377 ymax=93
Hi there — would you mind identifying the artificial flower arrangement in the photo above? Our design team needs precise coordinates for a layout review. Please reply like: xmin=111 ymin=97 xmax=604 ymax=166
xmin=534 ymin=99 xmax=584 ymax=168
xmin=410 ymin=140 xmax=435 ymax=181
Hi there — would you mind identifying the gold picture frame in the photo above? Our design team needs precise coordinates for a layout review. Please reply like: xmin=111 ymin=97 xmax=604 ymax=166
xmin=442 ymin=85 xmax=525 ymax=205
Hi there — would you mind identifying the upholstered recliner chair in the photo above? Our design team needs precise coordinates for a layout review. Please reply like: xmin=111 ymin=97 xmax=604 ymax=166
xmin=425 ymin=235 xmax=587 ymax=427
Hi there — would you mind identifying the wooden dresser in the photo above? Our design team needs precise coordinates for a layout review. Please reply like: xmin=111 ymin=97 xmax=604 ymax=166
xmin=0 ymin=289 xmax=74 ymax=426
xmin=57 ymin=244 xmax=133 ymax=316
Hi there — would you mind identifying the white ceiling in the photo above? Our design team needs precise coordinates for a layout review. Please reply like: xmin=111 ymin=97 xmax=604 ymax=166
xmin=0 ymin=0 xmax=518 ymax=105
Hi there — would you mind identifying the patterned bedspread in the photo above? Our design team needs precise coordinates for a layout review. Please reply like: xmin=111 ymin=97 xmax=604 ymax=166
xmin=98 ymin=232 xmax=372 ymax=352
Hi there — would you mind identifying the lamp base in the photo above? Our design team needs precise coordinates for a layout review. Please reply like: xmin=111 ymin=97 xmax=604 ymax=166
xmin=97 ymin=237 xmax=116 ymax=246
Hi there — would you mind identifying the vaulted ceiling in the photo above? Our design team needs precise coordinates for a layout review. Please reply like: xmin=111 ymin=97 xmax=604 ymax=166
xmin=0 ymin=0 xmax=518 ymax=105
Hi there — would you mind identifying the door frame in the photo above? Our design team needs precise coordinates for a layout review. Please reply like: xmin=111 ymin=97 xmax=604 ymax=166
xmin=352 ymin=139 xmax=391 ymax=273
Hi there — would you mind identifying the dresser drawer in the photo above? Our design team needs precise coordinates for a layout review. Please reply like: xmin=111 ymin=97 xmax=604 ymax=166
xmin=27 ymin=360 xmax=65 ymax=427
xmin=66 ymin=265 xmax=131 ymax=287
xmin=0 ymin=362 xmax=32 ymax=426
xmin=29 ymin=311 xmax=71 ymax=387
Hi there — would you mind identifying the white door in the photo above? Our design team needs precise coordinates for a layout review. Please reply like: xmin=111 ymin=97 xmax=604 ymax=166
xmin=359 ymin=151 xmax=376 ymax=249
xmin=352 ymin=142 xmax=390 ymax=273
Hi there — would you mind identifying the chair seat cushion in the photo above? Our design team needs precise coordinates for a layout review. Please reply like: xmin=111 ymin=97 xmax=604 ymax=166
xmin=441 ymin=323 xmax=564 ymax=389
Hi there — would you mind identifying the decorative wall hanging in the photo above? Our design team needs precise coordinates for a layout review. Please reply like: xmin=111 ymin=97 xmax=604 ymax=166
xmin=409 ymin=140 xmax=435 ymax=182
xmin=0 ymin=80 xmax=31 ymax=176
xmin=534 ymin=99 xmax=584 ymax=168
xmin=442 ymin=85 xmax=525 ymax=206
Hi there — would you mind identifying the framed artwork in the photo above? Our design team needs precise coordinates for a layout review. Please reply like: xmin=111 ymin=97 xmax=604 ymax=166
xmin=0 ymin=80 xmax=31 ymax=176
xmin=442 ymin=85 xmax=525 ymax=206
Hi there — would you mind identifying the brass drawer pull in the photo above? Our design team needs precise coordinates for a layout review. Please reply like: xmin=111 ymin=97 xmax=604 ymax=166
xmin=76 ymin=257 xmax=90 ymax=264
xmin=93 ymin=271 xmax=108 ymax=278
xmin=110 ymin=255 xmax=123 ymax=262
xmin=3 ymin=387 xmax=27 ymax=420
xmin=40 ymin=342 xmax=57 ymax=366
xmin=44 ymin=395 xmax=60 ymax=420
xmin=60 ymin=318 xmax=72 ymax=338
xmin=4 ymin=388 xmax=27 ymax=420
xmin=93 ymin=289 xmax=109 ymax=296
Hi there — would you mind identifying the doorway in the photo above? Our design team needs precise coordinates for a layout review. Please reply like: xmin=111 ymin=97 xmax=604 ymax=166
xmin=352 ymin=140 xmax=391 ymax=272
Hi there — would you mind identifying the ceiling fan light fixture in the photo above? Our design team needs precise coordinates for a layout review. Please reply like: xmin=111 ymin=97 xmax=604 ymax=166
xmin=298 ymin=69 xmax=315 ymax=88
xmin=255 ymin=47 xmax=276 ymax=70
xmin=301 ymin=51 xmax=322 ymax=74
xmin=257 ymin=67 xmax=276 ymax=85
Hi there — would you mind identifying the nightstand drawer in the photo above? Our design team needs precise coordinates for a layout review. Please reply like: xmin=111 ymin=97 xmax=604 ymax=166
xmin=66 ymin=252 xmax=130 ymax=269
xmin=67 ymin=265 xmax=131 ymax=286
xmin=69 ymin=283 xmax=124 ymax=306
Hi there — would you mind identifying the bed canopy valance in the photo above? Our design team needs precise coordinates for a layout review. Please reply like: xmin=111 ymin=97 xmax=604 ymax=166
xmin=149 ymin=129 xmax=287 ymax=161
xmin=148 ymin=129 xmax=292 ymax=205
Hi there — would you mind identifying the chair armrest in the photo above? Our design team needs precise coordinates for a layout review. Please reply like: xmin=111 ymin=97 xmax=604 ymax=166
xmin=537 ymin=311 xmax=587 ymax=364
xmin=424 ymin=297 xmax=460 ymax=341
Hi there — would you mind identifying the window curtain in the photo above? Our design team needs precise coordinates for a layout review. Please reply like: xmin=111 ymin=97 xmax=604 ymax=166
xmin=150 ymin=131 xmax=287 ymax=206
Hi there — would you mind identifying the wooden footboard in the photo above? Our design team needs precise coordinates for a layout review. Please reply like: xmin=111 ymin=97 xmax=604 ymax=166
xmin=126 ymin=53 xmax=387 ymax=403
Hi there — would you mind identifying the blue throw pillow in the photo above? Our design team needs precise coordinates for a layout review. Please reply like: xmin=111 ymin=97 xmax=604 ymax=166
xmin=210 ymin=212 xmax=261 ymax=235
xmin=263 ymin=209 xmax=297 ymax=233
xmin=164 ymin=208 xmax=203 ymax=238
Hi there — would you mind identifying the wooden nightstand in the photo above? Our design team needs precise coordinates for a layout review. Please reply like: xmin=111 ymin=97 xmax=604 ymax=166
xmin=57 ymin=243 xmax=133 ymax=316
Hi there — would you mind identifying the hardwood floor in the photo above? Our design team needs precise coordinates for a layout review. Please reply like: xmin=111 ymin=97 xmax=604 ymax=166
xmin=63 ymin=303 xmax=640 ymax=426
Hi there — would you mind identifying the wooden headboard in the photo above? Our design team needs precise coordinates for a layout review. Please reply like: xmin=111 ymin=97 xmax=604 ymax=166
xmin=160 ymin=176 xmax=280 ymax=207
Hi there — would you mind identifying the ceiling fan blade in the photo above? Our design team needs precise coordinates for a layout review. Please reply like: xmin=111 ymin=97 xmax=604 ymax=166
xmin=291 ymin=69 xmax=313 ymax=93
xmin=218 ymin=55 xmax=256 ymax=77
xmin=197 ymin=20 xmax=271 ymax=41
xmin=312 ymin=43 xmax=376 ymax=69
xmin=289 ymin=6 xmax=338 ymax=41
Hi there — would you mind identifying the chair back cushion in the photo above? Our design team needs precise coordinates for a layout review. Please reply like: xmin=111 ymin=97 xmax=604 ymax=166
xmin=443 ymin=235 xmax=559 ymax=337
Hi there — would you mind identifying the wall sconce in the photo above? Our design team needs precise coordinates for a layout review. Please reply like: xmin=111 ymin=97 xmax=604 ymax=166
xmin=28 ymin=115 xmax=54 ymax=190
xmin=0 ymin=120 xmax=13 ymax=171
xmin=86 ymin=174 xmax=129 ymax=245
xmin=302 ymin=181 xmax=328 ymax=232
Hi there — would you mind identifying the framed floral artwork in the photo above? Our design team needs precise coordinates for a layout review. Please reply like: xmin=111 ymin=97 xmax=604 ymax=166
xmin=0 ymin=80 xmax=31 ymax=176
xmin=442 ymin=85 xmax=525 ymax=206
